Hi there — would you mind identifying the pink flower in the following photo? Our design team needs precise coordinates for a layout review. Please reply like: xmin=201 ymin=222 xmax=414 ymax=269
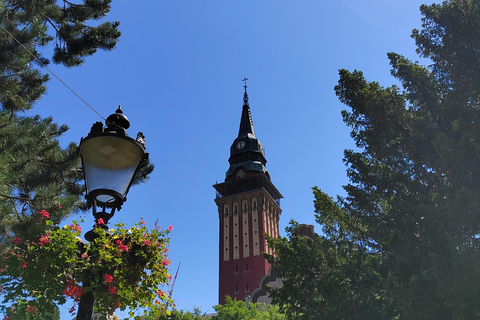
xmin=143 ymin=240 xmax=151 ymax=246
xmin=69 ymin=224 xmax=82 ymax=232
xmin=81 ymin=253 xmax=88 ymax=259
xmin=163 ymin=248 xmax=169 ymax=254
xmin=162 ymin=259 xmax=171 ymax=266
xmin=21 ymin=260 xmax=27 ymax=268
xmin=26 ymin=305 xmax=36 ymax=314
xmin=168 ymin=225 xmax=173 ymax=232
xmin=38 ymin=210 xmax=49 ymax=219
xmin=103 ymin=273 xmax=113 ymax=284
xmin=116 ymin=301 xmax=121 ymax=309
xmin=63 ymin=279 xmax=85 ymax=302
xmin=39 ymin=235 xmax=50 ymax=246
xmin=97 ymin=218 xmax=105 ymax=225
xmin=11 ymin=237 xmax=22 ymax=244
xmin=108 ymin=286 xmax=118 ymax=294
xmin=140 ymin=220 xmax=146 ymax=225
xmin=118 ymin=243 xmax=129 ymax=252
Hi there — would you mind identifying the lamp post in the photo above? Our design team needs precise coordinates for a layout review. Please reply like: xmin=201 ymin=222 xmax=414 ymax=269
xmin=76 ymin=106 xmax=147 ymax=320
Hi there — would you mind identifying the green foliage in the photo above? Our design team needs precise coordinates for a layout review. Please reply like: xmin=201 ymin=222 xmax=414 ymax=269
xmin=212 ymin=296 xmax=285 ymax=320
xmin=0 ymin=211 xmax=173 ymax=318
xmin=142 ymin=298 xmax=285 ymax=320
xmin=266 ymin=221 xmax=391 ymax=320
xmin=0 ymin=0 xmax=123 ymax=241
xmin=0 ymin=1 xmax=156 ymax=318
xmin=267 ymin=0 xmax=480 ymax=319
xmin=145 ymin=307 xmax=207 ymax=320
xmin=1 ymin=0 xmax=121 ymax=72
xmin=0 ymin=298 xmax=60 ymax=320
xmin=0 ymin=114 xmax=83 ymax=241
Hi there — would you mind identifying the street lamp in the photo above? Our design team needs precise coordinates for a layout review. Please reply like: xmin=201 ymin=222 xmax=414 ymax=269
xmin=80 ymin=106 xmax=147 ymax=236
xmin=77 ymin=106 xmax=147 ymax=319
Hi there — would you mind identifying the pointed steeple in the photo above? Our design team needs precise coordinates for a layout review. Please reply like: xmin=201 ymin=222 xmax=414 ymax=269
xmin=238 ymin=79 xmax=256 ymax=137
xmin=226 ymin=79 xmax=268 ymax=180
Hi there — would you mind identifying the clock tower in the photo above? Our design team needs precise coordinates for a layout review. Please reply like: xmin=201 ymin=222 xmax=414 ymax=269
xmin=214 ymin=81 xmax=282 ymax=304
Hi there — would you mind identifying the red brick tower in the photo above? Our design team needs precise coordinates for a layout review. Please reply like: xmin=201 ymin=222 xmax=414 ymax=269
xmin=213 ymin=81 xmax=282 ymax=304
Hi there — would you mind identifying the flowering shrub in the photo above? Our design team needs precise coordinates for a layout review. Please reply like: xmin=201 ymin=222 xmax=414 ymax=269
xmin=0 ymin=211 xmax=173 ymax=318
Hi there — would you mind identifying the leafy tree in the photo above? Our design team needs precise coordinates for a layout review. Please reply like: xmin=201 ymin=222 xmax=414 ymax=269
xmin=212 ymin=296 xmax=285 ymax=320
xmin=267 ymin=0 xmax=480 ymax=319
xmin=146 ymin=307 xmax=208 ymax=320
xmin=142 ymin=299 xmax=285 ymax=320
xmin=265 ymin=222 xmax=392 ymax=320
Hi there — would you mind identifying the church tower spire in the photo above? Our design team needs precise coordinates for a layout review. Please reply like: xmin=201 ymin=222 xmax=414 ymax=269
xmin=227 ymin=79 xmax=268 ymax=180
xmin=238 ymin=77 xmax=255 ymax=137
xmin=214 ymin=80 xmax=282 ymax=305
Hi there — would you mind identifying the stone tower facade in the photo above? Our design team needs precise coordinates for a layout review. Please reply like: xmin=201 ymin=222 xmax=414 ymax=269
xmin=214 ymin=84 xmax=282 ymax=304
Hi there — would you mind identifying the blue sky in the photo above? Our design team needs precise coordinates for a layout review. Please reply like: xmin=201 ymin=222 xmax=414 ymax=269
xmin=30 ymin=0 xmax=434 ymax=316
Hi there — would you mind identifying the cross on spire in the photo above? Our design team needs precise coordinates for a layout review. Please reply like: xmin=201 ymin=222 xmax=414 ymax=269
xmin=242 ymin=77 xmax=249 ymax=106
xmin=242 ymin=77 xmax=249 ymax=92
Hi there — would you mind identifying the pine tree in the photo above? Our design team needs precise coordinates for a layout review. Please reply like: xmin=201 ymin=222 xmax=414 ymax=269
xmin=267 ymin=1 xmax=480 ymax=318
xmin=0 ymin=0 xmax=122 ymax=239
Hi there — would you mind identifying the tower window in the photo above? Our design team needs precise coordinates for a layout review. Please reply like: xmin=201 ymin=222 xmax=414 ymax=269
xmin=245 ymin=264 xmax=249 ymax=273
xmin=237 ymin=169 xmax=245 ymax=179
xmin=235 ymin=265 xmax=238 ymax=275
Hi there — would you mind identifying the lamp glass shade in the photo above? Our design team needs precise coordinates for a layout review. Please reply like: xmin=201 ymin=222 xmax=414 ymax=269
xmin=80 ymin=135 xmax=145 ymax=205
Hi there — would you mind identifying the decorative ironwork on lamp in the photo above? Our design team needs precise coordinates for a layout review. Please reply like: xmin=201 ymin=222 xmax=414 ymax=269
xmin=79 ymin=106 xmax=147 ymax=240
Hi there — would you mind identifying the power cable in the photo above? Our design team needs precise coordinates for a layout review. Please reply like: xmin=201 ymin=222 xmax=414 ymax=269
xmin=0 ymin=24 xmax=106 ymax=120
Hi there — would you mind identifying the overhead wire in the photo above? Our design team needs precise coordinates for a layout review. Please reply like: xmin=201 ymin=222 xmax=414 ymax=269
xmin=0 ymin=23 xmax=106 ymax=121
